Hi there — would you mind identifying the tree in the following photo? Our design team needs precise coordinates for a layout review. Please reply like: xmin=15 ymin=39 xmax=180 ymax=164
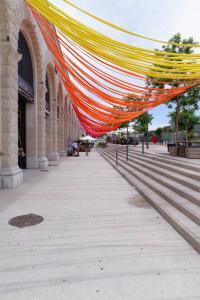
xmin=133 ymin=112 xmax=153 ymax=133
xmin=147 ymin=33 xmax=200 ymax=151
xmin=119 ymin=121 xmax=130 ymax=129
xmin=154 ymin=127 xmax=163 ymax=137
xmin=133 ymin=112 xmax=153 ymax=148
xmin=169 ymin=109 xmax=200 ymax=142
xmin=119 ymin=93 xmax=145 ymax=129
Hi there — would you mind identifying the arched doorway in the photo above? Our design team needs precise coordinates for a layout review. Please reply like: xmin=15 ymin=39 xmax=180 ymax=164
xmin=18 ymin=31 xmax=34 ymax=169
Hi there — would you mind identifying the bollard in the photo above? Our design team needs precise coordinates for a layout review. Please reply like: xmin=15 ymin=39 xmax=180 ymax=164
xmin=146 ymin=139 xmax=149 ymax=149
xmin=116 ymin=149 xmax=118 ymax=166
xmin=142 ymin=138 xmax=144 ymax=154
xmin=126 ymin=144 xmax=129 ymax=161
xmin=126 ymin=125 xmax=129 ymax=161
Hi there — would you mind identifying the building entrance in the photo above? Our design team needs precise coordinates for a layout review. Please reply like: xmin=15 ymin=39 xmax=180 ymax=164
xmin=18 ymin=31 xmax=34 ymax=169
xmin=18 ymin=95 xmax=27 ymax=169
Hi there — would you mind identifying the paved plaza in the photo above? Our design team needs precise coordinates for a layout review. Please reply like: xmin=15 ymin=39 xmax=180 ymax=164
xmin=0 ymin=150 xmax=200 ymax=299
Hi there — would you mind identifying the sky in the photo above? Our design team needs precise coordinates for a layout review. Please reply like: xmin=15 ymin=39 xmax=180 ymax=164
xmin=53 ymin=0 xmax=200 ymax=130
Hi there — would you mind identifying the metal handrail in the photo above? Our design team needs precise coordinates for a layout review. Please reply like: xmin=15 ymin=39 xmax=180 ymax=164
xmin=178 ymin=141 xmax=200 ymax=147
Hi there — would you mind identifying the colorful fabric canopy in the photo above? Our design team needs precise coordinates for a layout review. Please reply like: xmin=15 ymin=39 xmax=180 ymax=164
xmin=27 ymin=0 xmax=200 ymax=137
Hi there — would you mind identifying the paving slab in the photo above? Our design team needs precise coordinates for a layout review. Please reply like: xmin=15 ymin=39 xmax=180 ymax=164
xmin=0 ymin=150 xmax=200 ymax=300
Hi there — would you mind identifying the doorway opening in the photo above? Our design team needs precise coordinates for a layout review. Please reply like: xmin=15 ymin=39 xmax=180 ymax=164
xmin=18 ymin=31 xmax=34 ymax=169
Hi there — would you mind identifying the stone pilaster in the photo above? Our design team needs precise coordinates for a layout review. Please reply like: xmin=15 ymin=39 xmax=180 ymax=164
xmin=26 ymin=92 xmax=38 ymax=169
xmin=0 ymin=43 xmax=23 ymax=188
xmin=64 ymin=109 xmax=68 ymax=148
xmin=66 ymin=101 xmax=71 ymax=146
xmin=46 ymin=111 xmax=52 ymax=159
xmin=37 ymin=82 xmax=49 ymax=168
xmin=0 ymin=42 xmax=2 ymax=187
xmin=48 ymin=97 xmax=59 ymax=161
xmin=69 ymin=107 xmax=73 ymax=142
xmin=58 ymin=107 xmax=66 ymax=156
xmin=75 ymin=118 xmax=80 ymax=140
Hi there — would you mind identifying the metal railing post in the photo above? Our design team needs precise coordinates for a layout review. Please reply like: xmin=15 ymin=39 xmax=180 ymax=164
xmin=116 ymin=149 xmax=118 ymax=166
xmin=146 ymin=131 xmax=149 ymax=149
xmin=142 ymin=138 xmax=144 ymax=154
xmin=126 ymin=125 xmax=129 ymax=161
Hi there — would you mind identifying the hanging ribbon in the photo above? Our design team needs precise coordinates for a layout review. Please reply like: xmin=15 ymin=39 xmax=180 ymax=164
xmin=27 ymin=1 xmax=200 ymax=136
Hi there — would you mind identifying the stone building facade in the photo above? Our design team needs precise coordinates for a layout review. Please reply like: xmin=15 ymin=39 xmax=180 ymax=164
xmin=0 ymin=0 xmax=80 ymax=188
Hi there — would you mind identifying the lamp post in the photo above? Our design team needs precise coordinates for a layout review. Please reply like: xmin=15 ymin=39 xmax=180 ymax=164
xmin=141 ymin=134 xmax=145 ymax=154
xmin=146 ymin=127 xmax=149 ymax=149
xmin=126 ymin=124 xmax=129 ymax=161
xmin=146 ymin=112 xmax=149 ymax=149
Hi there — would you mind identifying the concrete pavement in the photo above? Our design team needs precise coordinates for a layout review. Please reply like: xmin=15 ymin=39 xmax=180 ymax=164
xmin=0 ymin=150 xmax=200 ymax=300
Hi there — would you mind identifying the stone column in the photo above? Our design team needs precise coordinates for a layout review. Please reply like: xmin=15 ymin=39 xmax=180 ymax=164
xmin=65 ymin=113 xmax=69 ymax=142
xmin=69 ymin=106 xmax=74 ymax=140
xmin=0 ymin=43 xmax=23 ymax=188
xmin=63 ymin=108 xmax=67 ymax=150
xmin=26 ymin=94 xmax=38 ymax=169
xmin=37 ymin=82 xmax=49 ymax=169
xmin=71 ymin=113 xmax=74 ymax=140
xmin=48 ymin=97 xmax=59 ymax=161
xmin=46 ymin=111 xmax=52 ymax=159
xmin=66 ymin=100 xmax=71 ymax=146
xmin=58 ymin=106 xmax=66 ymax=156
xmin=74 ymin=117 xmax=77 ymax=140
xmin=0 ymin=43 xmax=2 ymax=187
xmin=75 ymin=118 xmax=80 ymax=140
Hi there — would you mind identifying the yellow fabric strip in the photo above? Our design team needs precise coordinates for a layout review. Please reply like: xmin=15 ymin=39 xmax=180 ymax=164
xmin=61 ymin=0 xmax=200 ymax=48
xmin=30 ymin=0 xmax=200 ymax=58
xmin=27 ymin=0 xmax=200 ymax=79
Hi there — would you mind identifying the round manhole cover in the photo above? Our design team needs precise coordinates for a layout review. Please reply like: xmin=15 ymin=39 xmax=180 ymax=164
xmin=8 ymin=214 xmax=44 ymax=228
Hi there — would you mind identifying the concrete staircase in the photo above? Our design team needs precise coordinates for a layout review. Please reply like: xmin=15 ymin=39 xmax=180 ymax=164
xmin=97 ymin=145 xmax=200 ymax=253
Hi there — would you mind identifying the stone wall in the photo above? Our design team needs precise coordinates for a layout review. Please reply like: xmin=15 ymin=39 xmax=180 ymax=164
xmin=0 ymin=0 xmax=80 ymax=188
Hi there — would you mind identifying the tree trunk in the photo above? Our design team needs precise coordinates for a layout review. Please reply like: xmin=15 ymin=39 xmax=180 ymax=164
xmin=185 ymin=121 xmax=188 ymax=144
xmin=146 ymin=124 xmax=149 ymax=149
xmin=175 ymin=98 xmax=180 ymax=154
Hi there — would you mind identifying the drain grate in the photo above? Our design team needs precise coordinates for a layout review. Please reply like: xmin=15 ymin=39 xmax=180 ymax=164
xmin=8 ymin=214 xmax=44 ymax=228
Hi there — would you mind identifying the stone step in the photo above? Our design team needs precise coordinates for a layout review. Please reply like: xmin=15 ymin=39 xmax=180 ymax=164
xmin=116 ymin=152 xmax=200 ymax=205
xmin=103 ymin=146 xmax=200 ymax=181
xmin=117 ymin=151 xmax=200 ymax=194
xmin=105 ymin=144 xmax=200 ymax=172
xmin=128 ymin=147 xmax=200 ymax=172
xmin=101 ymin=149 xmax=200 ymax=225
xmin=98 ymin=148 xmax=200 ymax=253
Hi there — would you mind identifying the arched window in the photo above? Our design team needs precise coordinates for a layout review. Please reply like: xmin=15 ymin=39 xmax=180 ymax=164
xmin=18 ymin=31 xmax=34 ymax=101
xmin=45 ymin=75 xmax=50 ymax=112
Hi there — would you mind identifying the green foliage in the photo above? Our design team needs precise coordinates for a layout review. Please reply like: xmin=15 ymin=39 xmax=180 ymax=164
xmin=147 ymin=33 xmax=200 ymax=144
xmin=154 ymin=127 xmax=163 ymax=136
xmin=162 ymin=33 xmax=196 ymax=54
xmin=119 ymin=93 xmax=144 ymax=128
xmin=119 ymin=121 xmax=129 ymax=129
xmin=148 ymin=33 xmax=200 ymax=103
xmin=133 ymin=112 xmax=153 ymax=134
xmin=168 ymin=109 xmax=200 ymax=131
